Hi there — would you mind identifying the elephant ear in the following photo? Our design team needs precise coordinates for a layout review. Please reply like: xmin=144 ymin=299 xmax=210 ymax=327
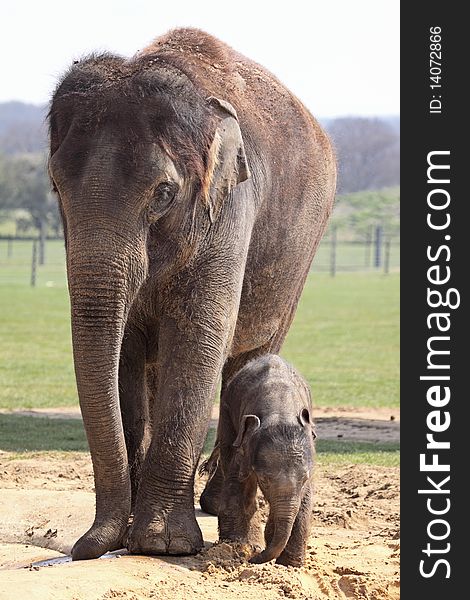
xmin=298 ymin=408 xmax=317 ymax=440
xmin=233 ymin=414 xmax=261 ymax=450
xmin=203 ymin=96 xmax=251 ymax=222
xmin=233 ymin=414 xmax=261 ymax=479
xmin=298 ymin=408 xmax=311 ymax=427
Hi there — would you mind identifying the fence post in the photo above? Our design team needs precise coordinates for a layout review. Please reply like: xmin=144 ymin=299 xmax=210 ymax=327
xmin=30 ymin=240 xmax=38 ymax=287
xmin=384 ymin=236 xmax=391 ymax=275
xmin=39 ymin=219 xmax=47 ymax=265
xmin=7 ymin=238 xmax=13 ymax=258
xmin=364 ymin=226 xmax=372 ymax=268
xmin=374 ymin=226 xmax=383 ymax=268
xmin=330 ymin=226 xmax=337 ymax=277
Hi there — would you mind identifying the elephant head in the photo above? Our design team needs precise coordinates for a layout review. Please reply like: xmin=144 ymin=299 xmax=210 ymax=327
xmin=233 ymin=410 xmax=315 ymax=564
xmin=48 ymin=55 xmax=250 ymax=558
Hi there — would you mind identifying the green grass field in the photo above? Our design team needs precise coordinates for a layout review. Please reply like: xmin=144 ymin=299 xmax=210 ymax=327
xmin=282 ymin=273 xmax=399 ymax=408
xmin=0 ymin=239 xmax=399 ymax=410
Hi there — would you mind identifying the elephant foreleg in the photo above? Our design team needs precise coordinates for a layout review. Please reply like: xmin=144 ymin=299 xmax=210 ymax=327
xmin=127 ymin=315 xmax=222 ymax=555
xmin=218 ymin=467 xmax=261 ymax=546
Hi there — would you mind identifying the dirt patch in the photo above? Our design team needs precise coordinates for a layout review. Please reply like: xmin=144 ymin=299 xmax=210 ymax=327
xmin=313 ymin=407 xmax=399 ymax=444
xmin=0 ymin=451 xmax=399 ymax=600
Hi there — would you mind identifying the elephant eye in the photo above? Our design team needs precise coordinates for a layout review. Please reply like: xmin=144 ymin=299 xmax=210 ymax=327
xmin=147 ymin=181 xmax=179 ymax=222
xmin=155 ymin=181 xmax=178 ymax=204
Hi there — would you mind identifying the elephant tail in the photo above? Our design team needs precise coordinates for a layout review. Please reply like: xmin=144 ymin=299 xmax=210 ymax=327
xmin=198 ymin=442 xmax=220 ymax=477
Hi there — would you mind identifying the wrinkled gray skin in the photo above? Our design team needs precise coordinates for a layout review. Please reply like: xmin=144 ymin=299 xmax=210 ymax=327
xmin=48 ymin=28 xmax=335 ymax=560
xmin=208 ymin=355 xmax=315 ymax=567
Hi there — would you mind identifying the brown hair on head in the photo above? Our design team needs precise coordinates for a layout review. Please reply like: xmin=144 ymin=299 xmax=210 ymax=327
xmin=48 ymin=53 xmax=127 ymax=155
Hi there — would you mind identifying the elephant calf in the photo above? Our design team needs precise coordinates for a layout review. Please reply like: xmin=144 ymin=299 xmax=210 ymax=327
xmin=207 ymin=354 xmax=316 ymax=567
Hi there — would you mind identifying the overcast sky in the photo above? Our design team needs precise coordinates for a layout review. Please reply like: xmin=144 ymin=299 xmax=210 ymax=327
xmin=1 ymin=0 xmax=399 ymax=118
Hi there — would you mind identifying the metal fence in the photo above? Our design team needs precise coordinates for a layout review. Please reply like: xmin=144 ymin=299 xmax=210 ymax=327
xmin=311 ymin=227 xmax=400 ymax=275
xmin=0 ymin=231 xmax=400 ymax=287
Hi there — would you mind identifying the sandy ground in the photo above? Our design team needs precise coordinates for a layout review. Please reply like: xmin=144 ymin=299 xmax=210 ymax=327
xmin=0 ymin=409 xmax=399 ymax=600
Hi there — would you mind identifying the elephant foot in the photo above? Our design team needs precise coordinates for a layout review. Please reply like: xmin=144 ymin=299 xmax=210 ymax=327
xmin=127 ymin=507 xmax=204 ymax=555
xmin=199 ymin=465 xmax=223 ymax=515
xmin=109 ymin=515 xmax=133 ymax=551
xmin=72 ymin=517 xmax=129 ymax=561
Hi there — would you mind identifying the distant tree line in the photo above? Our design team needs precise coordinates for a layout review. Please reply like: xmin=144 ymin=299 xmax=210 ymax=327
xmin=0 ymin=101 xmax=47 ymax=155
xmin=326 ymin=117 xmax=399 ymax=194
xmin=0 ymin=102 xmax=400 ymax=246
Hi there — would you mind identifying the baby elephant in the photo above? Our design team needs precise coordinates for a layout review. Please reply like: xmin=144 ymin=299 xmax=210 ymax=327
xmin=209 ymin=354 xmax=316 ymax=567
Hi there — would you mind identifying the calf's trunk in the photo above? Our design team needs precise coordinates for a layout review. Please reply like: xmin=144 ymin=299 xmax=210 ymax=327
xmin=250 ymin=498 xmax=299 ymax=564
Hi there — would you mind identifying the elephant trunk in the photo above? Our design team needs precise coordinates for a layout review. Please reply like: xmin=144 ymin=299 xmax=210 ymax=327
xmin=66 ymin=228 xmax=147 ymax=559
xmin=250 ymin=497 xmax=299 ymax=564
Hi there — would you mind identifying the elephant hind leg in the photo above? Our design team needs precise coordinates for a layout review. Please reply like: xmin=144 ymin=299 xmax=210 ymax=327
xmin=119 ymin=325 xmax=151 ymax=510
xmin=200 ymin=457 xmax=223 ymax=515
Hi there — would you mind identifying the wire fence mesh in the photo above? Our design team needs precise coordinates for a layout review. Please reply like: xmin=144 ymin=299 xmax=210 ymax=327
xmin=0 ymin=233 xmax=400 ymax=288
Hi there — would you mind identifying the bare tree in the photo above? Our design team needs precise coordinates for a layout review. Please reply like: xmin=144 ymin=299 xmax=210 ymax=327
xmin=327 ymin=117 xmax=399 ymax=193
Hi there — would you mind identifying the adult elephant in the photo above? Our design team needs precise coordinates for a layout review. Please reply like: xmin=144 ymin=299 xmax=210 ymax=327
xmin=48 ymin=28 xmax=336 ymax=561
